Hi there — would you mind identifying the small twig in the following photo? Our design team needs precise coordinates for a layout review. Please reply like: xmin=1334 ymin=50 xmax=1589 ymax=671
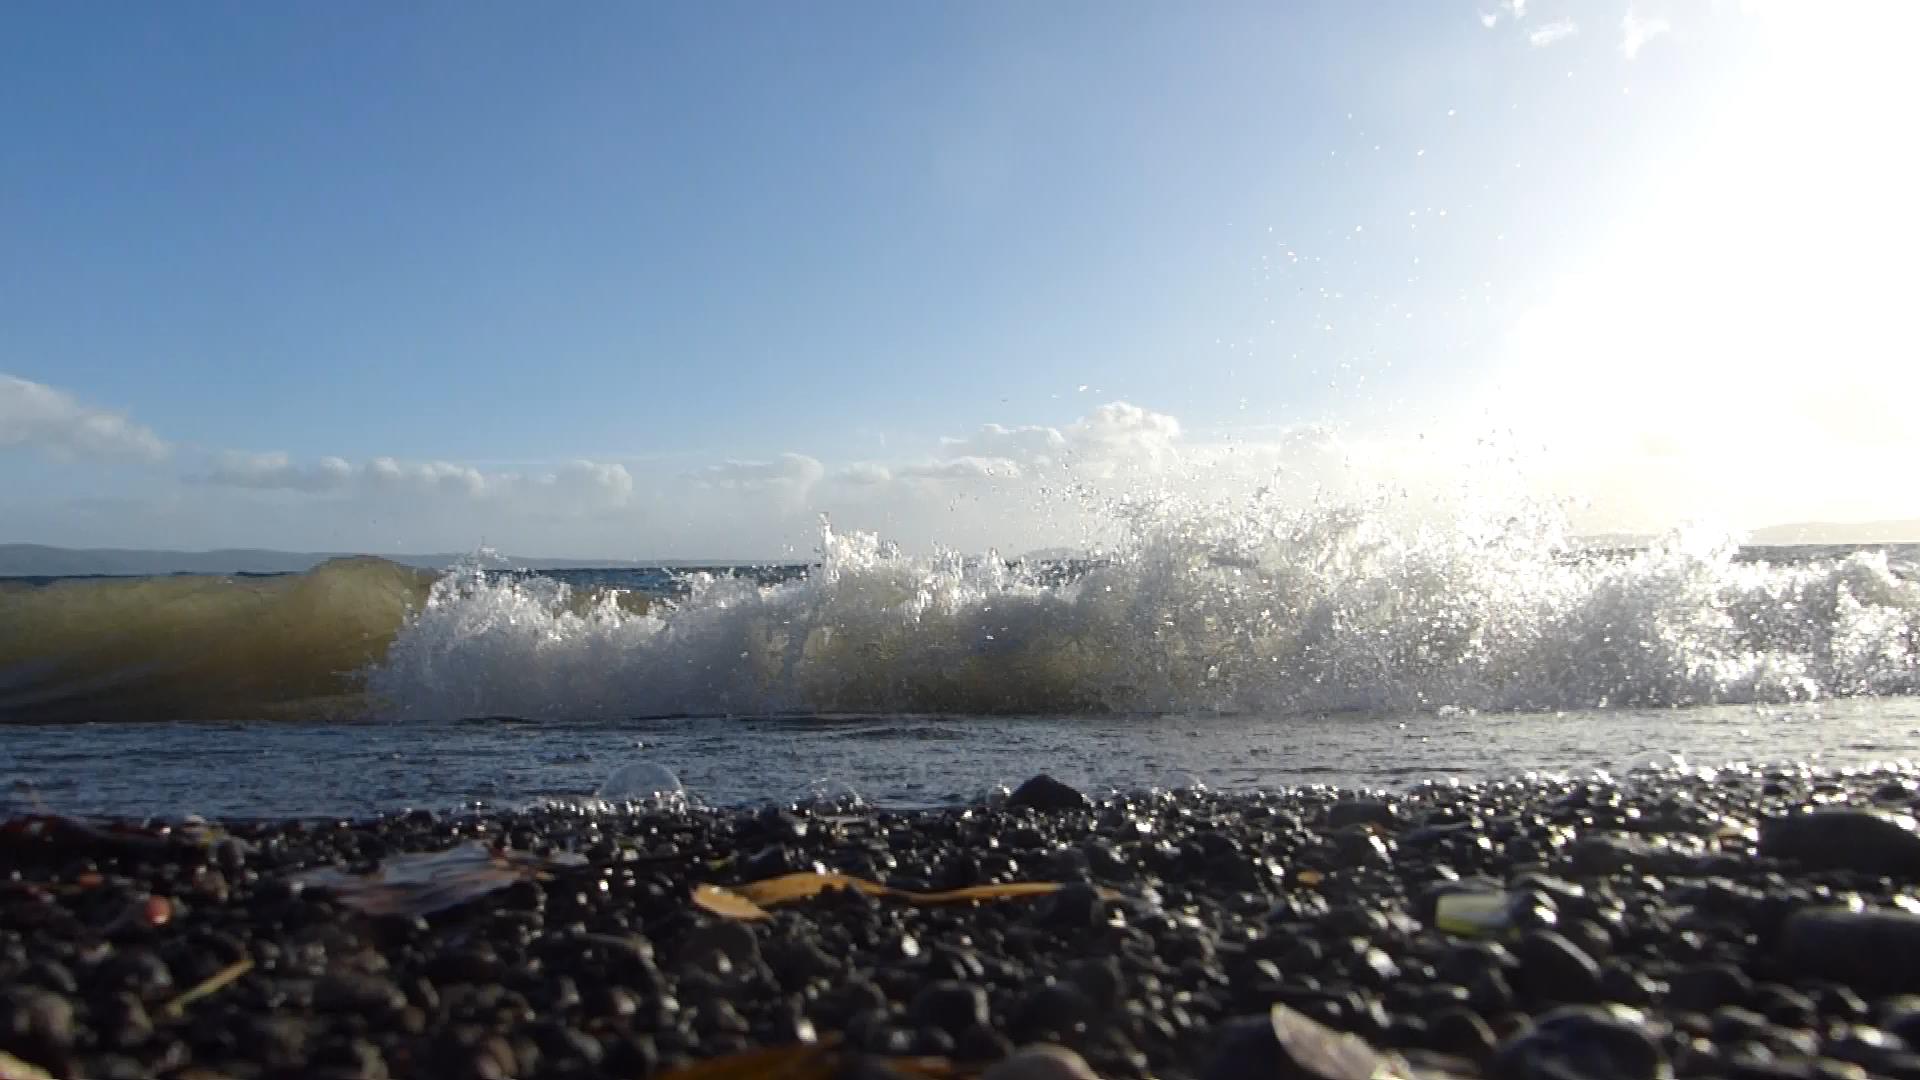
xmin=161 ymin=957 xmax=254 ymax=1017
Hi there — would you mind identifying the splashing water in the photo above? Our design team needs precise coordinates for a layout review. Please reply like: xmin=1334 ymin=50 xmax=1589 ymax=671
xmin=364 ymin=496 xmax=1920 ymax=722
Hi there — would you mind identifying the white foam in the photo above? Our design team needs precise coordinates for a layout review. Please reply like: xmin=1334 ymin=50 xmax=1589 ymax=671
xmin=365 ymin=499 xmax=1920 ymax=722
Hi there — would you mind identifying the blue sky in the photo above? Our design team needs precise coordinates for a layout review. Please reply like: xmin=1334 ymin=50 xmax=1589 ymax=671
xmin=3 ymin=2 xmax=1915 ymax=557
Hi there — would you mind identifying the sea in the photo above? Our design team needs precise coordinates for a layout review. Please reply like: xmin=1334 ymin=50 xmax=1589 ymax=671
xmin=4 ymin=503 xmax=1918 ymax=820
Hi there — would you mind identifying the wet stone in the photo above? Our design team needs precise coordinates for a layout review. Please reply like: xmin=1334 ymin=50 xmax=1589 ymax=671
xmin=1782 ymin=907 xmax=1920 ymax=992
xmin=1491 ymin=1004 xmax=1667 ymax=1080
xmin=908 ymin=981 xmax=991 ymax=1036
xmin=1667 ymin=961 xmax=1753 ymax=1013
xmin=1326 ymin=799 xmax=1400 ymax=830
xmin=1009 ymin=774 xmax=1092 ymax=812
xmin=1514 ymin=930 xmax=1602 ymax=1004
xmin=1760 ymin=809 xmax=1920 ymax=877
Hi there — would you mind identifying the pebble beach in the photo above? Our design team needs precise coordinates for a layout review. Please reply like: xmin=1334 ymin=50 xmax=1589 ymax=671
xmin=9 ymin=763 xmax=1920 ymax=1079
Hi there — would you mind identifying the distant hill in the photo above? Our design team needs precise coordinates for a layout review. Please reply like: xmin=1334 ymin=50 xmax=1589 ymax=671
xmin=0 ymin=544 xmax=666 ymax=577
xmin=1747 ymin=520 xmax=1920 ymax=546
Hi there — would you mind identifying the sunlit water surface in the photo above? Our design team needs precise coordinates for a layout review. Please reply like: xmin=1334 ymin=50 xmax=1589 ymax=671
xmin=5 ymin=698 xmax=1918 ymax=820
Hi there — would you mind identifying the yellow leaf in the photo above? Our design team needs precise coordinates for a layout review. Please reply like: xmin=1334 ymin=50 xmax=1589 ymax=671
xmin=691 ymin=884 xmax=772 ymax=921
xmin=1296 ymin=870 xmax=1326 ymax=887
xmin=734 ymin=872 xmax=890 ymax=906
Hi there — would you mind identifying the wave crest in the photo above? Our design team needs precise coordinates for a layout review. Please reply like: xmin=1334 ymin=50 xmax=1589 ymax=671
xmin=366 ymin=502 xmax=1920 ymax=721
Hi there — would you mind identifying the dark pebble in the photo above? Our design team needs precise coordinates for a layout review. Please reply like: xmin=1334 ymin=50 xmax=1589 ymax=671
xmin=1491 ymin=1004 xmax=1667 ymax=1080
xmin=909 ymin=981 xmax=991 ymax=1036
xmin=1008 ymin=774 xmax=1091 ymax=812
xmin=1760 ymin=808 xmax=1920 ymax=877
xmin=1782 ymin=907 xmax=1920 ymax=992
xmin=1667 ymin=961 xmax=1753 ymax=1012
xmin=1514 ymin=930 xmax=1602 ymax=1004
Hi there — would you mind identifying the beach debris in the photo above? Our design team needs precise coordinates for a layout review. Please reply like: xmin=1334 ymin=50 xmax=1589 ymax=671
xmin=1202 ymin=1003 xmax=1467 ymax=1080
xmin=160 ymin=958 xmax=255 ymax=1018
xmin=1432 ymin=890 xmax=1514 ymax=936
xmin=693 ymin=871 xmax=1113 ymax=921
xmin=0 ymin=1051 xmax=56 ymax=1080
xmin=290 ymin=840 xmax=582 ymax=917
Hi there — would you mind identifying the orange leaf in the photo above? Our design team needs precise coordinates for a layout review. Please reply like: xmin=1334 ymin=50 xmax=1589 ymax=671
xmin=721 ymin=864 xmax=1113 ymax=907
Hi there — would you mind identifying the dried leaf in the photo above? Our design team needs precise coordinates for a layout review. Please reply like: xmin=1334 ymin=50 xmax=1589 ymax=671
xmin=1296 ymin=869 xmax=1326 ymax=887
xmin=692 ymin=883 xmax=772 ymax=921
xmin=291 ymin=841 xmax=564 ymax=917
xmin=653 ymin=1036 xmax=840 ymax=1080
xmin=0 ymin=1051 xmax=55 ymax=1080
xmin=711 ymin=871 xmax=1111 ymax=916
xmin=162 ymin=957 xmax=254 ymax=1017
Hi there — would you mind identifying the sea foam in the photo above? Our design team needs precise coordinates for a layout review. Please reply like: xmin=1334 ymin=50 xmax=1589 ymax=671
xmin=365 ymin=497 xmax=1920 ymax=722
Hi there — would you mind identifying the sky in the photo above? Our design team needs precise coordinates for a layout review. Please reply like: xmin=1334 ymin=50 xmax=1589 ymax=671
xmin=3 ymin=1 xmax=1916 ymax=559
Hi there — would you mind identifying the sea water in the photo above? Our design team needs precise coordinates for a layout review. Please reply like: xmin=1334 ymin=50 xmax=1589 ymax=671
xmin=3 ymin=497 xmax=1917 ymax=818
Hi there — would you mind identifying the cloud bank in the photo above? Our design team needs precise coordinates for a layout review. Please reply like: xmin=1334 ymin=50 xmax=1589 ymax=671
xmin=0 ymin=375 xmax=170 ymax=462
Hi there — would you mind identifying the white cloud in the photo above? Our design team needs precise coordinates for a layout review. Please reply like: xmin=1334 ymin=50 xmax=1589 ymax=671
xmin=1503 ymin=0 xmax=1527 ymax=17
xmin=1621 ymin=9 xmax=1670 ymax=58
xmin=1480 ymin=11 xmax=1501 ymax=29
xmin=206 ymin=451 xmax=633 ymax=507
xmin=932 ymin=401 xmax=1182 ymax=480
xmin=0 ymin=375 xmax=170 ymax=462
xmin=691 ymin=453 xmax=825 ymax=494
xmin=898 ymin=456 xmax=1024 ymax=481
xmin=939 ymin=423 xmax=1069 ymax=466
xmin=210 ymin=450 xmax=353 ymax=492
xmin=537 ymin=460 xmax=635 ymax=504
xmin=834 ymin=462 xmax=893 ymax=486
xmin=1528 ymin=19 xmax=1578 ymax=47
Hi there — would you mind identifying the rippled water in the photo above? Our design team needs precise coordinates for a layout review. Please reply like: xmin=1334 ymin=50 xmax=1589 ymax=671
xmin=6 ymin=697 xmax=1918 ymax=820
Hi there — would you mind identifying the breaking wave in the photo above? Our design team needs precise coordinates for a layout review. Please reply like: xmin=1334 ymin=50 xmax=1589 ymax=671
xmin=367 ymin=498 xmax=1920 ymax=722
xmin=0 ymin=557 xmax=436 ymax=723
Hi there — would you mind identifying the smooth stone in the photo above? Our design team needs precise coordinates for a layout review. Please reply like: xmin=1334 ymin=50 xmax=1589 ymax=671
xmin=1667 ymin=962 xmax=1753 ymax=1013
xmin=1514 ymin=930 xmax=1602 ymax=1004
xmin=1008 ymin=775 xmax=1091 ymax=812
xmin=675 ymin=920 xmax=761 ymax=973
xmin=1759 ymin=809 xmax=1920 ymax=877
xmin=1490 ymin=1004 xmax=1666 ymax=1080
xmin=1782 ymin=907 xmax=1920 ymax=992
xmin=1427 ymin=1007 xmax=1499 ymax=1062
xmin=1326 ymin=800 xmax=1400 ymax=830
xmin=1011 ymin=984 xmax=1095 ymax=1042
xmin=909 ymin=981 xmax=991 ymax=1036
xmin=1566 ymin=834 xmax=1672 ymax=877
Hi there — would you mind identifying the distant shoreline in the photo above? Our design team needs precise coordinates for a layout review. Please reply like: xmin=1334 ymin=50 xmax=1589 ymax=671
xmin=5 ymin=532 xmax=1918 ymax=578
